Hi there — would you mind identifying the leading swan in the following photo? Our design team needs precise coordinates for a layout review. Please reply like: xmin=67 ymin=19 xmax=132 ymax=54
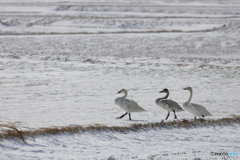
xmin=155 ymin=88 xmax=184 ymax=120
xmin=115 ymin=89 xmax=146 ymax=120
xmin=183 ymin=87 xmax=212 ymax=119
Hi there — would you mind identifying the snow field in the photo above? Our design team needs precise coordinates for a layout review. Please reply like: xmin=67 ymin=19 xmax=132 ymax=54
xmin=0 ymin=0 xmax=240 ymax=159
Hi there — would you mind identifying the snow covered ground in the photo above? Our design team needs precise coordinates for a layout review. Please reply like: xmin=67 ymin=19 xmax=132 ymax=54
xmin=0 ymin=0 xmax=240 ymax=159
xmin=1 ymin=124 xmax=239 ymax=160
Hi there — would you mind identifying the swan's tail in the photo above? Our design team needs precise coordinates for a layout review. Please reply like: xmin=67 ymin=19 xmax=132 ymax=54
xmin=207 ymin=112 xmax=213 ymax=117
xmin=175 ymin=107 xmax=185 ymax=112
xmin=138 ymin=106 xmax=147 ymax=112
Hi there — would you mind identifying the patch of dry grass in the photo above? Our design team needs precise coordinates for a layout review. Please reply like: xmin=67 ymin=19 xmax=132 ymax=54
xmin=0 ymin=119 xmax=34 ymax=143
xmin=1 ymin=116 xmax=239 ymax=143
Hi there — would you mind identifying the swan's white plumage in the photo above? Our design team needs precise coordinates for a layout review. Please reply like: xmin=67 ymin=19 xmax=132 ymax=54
xmin=155 ymin=89 xmax=184 ymax=112
xmin=115 ymin=89 xmax=146 ymax=113
xmin=155 ymin=88 xmax=184 ymax=120
xmin=156 ymin=99 xmax=184 ymax=112
xmin=184 ymin=103 xmax=212 ymax=117
xmin=183 ymin=87 xmax=212 ymax=118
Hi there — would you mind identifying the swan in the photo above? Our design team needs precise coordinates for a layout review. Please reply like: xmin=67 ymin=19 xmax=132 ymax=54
xmin=155 ymin=88 xmax=184 ymax=120
xmin=183 ymin=87 xmax=212 ymax=119
xmin=114 ymin=89 xmax=146 ymax=120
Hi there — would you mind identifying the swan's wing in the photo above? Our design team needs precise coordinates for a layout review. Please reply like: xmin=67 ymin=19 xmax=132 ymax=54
xmin=114 ymin=98 xmax=121 ymax=106
xmin=160 ymin=99 xmax=184 ymax=112
xmin=184 ymin=103 xmax=201 ymax=116
xmin=123 ymin=99 xmax=146 ymax=112
xmin=158 ymin=100 xmax=172 ymax=111
xmin=115 ymin=98 xmax=128 ymax=111
xmin=156 ymin=100 xmax=169 ymax=111
xmin=191 ymin=103 xmax=212 ymax=116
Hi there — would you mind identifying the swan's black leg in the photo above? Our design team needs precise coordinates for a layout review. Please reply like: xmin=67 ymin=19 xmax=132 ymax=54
xmin=173 ymin=110 xmax=177 ymax=119
xmin=165 ymin=112 xmax=170 ymax=120
xmin=194 ymin=116 xmax=196 ymax=120
xmin=202 ymin=115 xmax=204 ymax=119
xmin=129 ymin=113 xmax=132 ymax=120
xmin=116 ymin=112 xmax=128 ymax=119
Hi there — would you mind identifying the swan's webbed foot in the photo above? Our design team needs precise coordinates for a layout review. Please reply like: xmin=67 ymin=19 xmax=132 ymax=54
xmin=116 ymin=112 xmax=128 ymax=119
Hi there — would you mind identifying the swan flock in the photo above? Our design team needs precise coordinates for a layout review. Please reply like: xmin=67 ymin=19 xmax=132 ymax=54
xmin=115 ymin=87 xmax=212 ymax=120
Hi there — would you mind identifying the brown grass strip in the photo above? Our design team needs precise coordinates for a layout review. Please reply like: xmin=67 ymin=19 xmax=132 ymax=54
xmin=1 ymin=116 xmax=240 ymax=142
xmin=0 ymin=121 xmax=32 ymax=143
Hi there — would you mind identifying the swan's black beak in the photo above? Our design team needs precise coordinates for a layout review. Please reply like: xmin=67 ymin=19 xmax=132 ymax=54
xmin=117 ymin=91 xmax=121 ymax=94
xmin=159 ymin=90 xmax=163 ymax=93
xmin=183 ymin=87 xmax=187 ymax=90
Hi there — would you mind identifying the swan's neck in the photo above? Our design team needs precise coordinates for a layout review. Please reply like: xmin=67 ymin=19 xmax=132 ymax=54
xmin=155 ymin=91 xmax=169 ymax=103
xmin=165 ymin=91 xmax=169 ymax=99
xmin=120 ymin=90 xmax=127 ymax=99
xmin=185 ymin=89 xmax=192 ymax=104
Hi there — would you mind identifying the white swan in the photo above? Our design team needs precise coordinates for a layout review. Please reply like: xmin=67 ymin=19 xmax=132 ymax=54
xmin=155 ymin=88 xmax=184 ymax=120
xmin=114 ymin=89 xmax=146 ymax=120
xmin=183 ymin=87 xmax=212 ymax=119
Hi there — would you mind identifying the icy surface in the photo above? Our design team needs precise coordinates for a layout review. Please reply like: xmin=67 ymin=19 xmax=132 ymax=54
xmin=0 ymin=0 xmax=240 ymax=159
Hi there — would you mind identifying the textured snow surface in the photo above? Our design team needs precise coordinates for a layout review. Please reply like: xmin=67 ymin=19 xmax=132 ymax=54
xmin=1 ymin=124 xmax=240 ymax=160
xmin=0 ymin=0 xmax=240 ymax=159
